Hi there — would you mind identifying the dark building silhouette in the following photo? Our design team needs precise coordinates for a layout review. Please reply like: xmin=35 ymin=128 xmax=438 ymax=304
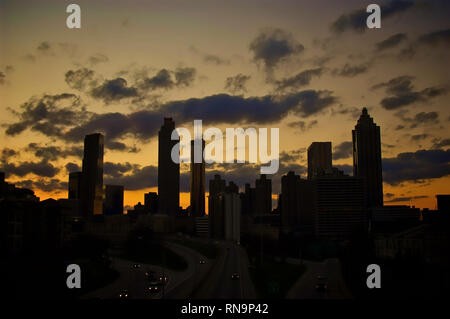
xmin=80 ymin=133 xmax=104 ymax=217
xmin=190 ymin=139 xmax=205 ymax=216
xmin=209 ymin=175 xmax=226 ymax=239
xmin=255 ymin=174 xmax=272 ymax=215
xmin=144 ymin=192 xmax=158 ymax=214
xmin=308 ymin=142 xmax=332 ymax=180
xmin=103 ymin=185 xmax=124 ymax=215
xmin=352 ymin=108 xmax=383 ymax=207
xmin=208 ymin=175 xmax=241 ymax=242
xmin=226 ymin=181 xmax=239 ymax=194
xmin=313 ymin=171 xmax=367 ymax=238
xmin=68 ymin=171 xmax=82 ymax=200
xmin=158 ymin=118 xmax=180 ymax=215
xmin=280 ymin=171 xmax=314 ymax=234
xmin=436 ymin=195 xmax=450 ymax=213
xmin=241 ymin=183 xmax=256 ymax=215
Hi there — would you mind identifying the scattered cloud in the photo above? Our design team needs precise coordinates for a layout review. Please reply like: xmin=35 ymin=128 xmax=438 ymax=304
xmin=275 ymin=68 xmax=323 ymax=90
xmin=331 ymin=0 xmax=414 ymax=34
xmin=250 ymin=28 xmax=304 ymax=74
xmin=375 ymin=33 xmax=408 ymax=51
xmin=224 ymin=74 xmax=251 ymax=94
xmin=383 ymin=148 xmax=450 ymax=185
xmin=372 ymin=76 xmax=448 ymax=110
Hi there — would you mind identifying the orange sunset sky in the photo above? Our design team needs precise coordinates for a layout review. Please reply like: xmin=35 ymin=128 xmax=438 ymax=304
xmin=1 ymin=0 xmax=449 ymax=212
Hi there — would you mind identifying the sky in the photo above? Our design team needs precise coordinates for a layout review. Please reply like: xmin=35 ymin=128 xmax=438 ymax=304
xmin=1 ymin=0 xmax=449 ymax=211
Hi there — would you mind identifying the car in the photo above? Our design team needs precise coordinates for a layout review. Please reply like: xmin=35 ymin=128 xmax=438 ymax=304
xmin=199 ymin=260 xmax=206 ymax=264
xmin=231 ymin=273 xmax=240 ymax=280
xmin=147 ymin=285 xmax=160 ymax=293
xmin=118 ymin=289 xmax=129 ymax=299
xmin=158 ymin=274 xmax=168 ymax=285
xmin=132 ymin=263 xmax=141 ymax=269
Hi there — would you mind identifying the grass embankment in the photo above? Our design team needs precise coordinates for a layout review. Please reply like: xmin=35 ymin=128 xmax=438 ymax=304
xmin=249 ymin=257 xmax=306 ymax=298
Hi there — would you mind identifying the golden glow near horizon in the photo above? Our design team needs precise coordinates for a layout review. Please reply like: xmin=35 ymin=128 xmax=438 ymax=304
xmin=1 ymin=0 xmax=449 ymax=211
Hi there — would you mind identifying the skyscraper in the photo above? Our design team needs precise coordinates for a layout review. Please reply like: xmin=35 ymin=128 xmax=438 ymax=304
xmin=190 ymin=139 xmax=205 ymax=216
xmin=208 ymin=175 xmax=226 ymax=239
xmin=158 ymin=118 xmax=180 ymax=215
xmin=313 ymin=173 xmax=367 ymax=238
xmin=352 ymin=108 xmax=383 ymax=207
xmin=68 ymin=171 xmax=82 ymax=200
xmin=255 ymin=174 xmax=272 ymax=215
xmin=307 ymin=142 xmax=332 ymax=180
xmin=80 ymin=133 xmax=104 ymax=217
xmin=103 ymin=185 xmax=124 ymax=215
xmin=280 ymin=171 xmax=314 ymax=235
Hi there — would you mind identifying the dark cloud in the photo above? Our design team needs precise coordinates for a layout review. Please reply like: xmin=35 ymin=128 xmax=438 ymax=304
xmin=331 ymin=0 xmax=414 ymax=34
xmin=287 ymin=120 xmax=318 ymax=132
xmin=15 ymin=178 xmax=67 ymax=193
xmin=372 ymin=76 xmax=448 ymax=110
xmin=382 ymin=149 xmax=450 ymax=185
xmin=140 ymin=69 xmax=173 ymax=90
xmin=224 ymin=74 xmax=251 ymax=94
xmin=163 ymin=90 xmax=337 ymax=125
xmin=65 ymin=68 xmax=96 ymax=90
xmin=91 ymin=78 xmax=139 ymax=103
xmin=418 ymin=28 xmax=450 ymax=46
xmin=0 ymin=72 xmax=5 ymax=85
xmin=333 ymin=141 xmax=353 ymax=160
xmin=104 ymin=162 xmax=139 ymax=178
xmin=104 ymin=165 xmax=158 ymax=190
xmin=6 ymin=88 xmax=337 ymax=147
xmin=432 ymin=138 xmax=450 ymax=149
xmin=65 ymin=110 xmax=162 ymax=142
xmin=332 ymin=63 xmax=370 ymax=78
xmin=375 ymin=33 xmax=408 ymax=51
xmin=385 ymin=195 xmax=428 ymax=203
xmin=65 ymin=162 xmax=80 ymax=173
xmin=411 ymin=134 xmax=429 ymax=141
xmin=0 ymin=160 xmax=59 ymax=178
xmin=250 ymin=28 xmax=304 ymax=72
xmin=174 ymin=67 xmax=196 ymax=87
xmin=26 ymin=143 xmax=82 ymax=161
xmin=105 ymin=140 xmax=140 ymax=153
xmin=5 ymin=93 xmax=88 ymax=137
xmin=139 ymin=67 xmax=196 ymax=90
xmin=279 ymin=148 xmax=305 ymax=163
xmin=275 ymin=68 xmax=323 ymax=90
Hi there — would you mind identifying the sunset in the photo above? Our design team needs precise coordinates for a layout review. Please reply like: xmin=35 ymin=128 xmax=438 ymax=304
xmin=1 ymin=0 xmax=449 ymax=308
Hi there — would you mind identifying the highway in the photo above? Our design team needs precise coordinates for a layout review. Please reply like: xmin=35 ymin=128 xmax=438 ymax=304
xmin=286 ymin=258 xmax=352 ymax=299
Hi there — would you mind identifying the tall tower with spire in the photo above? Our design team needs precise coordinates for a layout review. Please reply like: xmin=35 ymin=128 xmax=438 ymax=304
xmin=352 ymin=108 xmax=383 ymax=207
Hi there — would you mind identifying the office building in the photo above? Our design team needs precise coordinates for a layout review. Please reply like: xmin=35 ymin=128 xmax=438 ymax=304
xmin=352 ymin=108 xmax=383 ymax=207
xmin=255 ymin=174 xmax=272 ymax=215
xmin=190 ymin=139 xmax=205 ymax=217
xmin=280 ymin=171 xmax=314 ymax=234
xmin=158 ymin=118 xmax=180 ymax=215
xmin=80 ymin=133 xmax=104 ymax=217
xmin=308 ymin=142 xmax=332 ymax=180
xmin=103 ymin=185 xmax=124 ymax=215
xmin=144 ymin=192 xmax=158 ymax=214
xmin=68 ymin=172 xmax=82 ymax=200
xmin=313 ymin=173 xmax=367 ymax=238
